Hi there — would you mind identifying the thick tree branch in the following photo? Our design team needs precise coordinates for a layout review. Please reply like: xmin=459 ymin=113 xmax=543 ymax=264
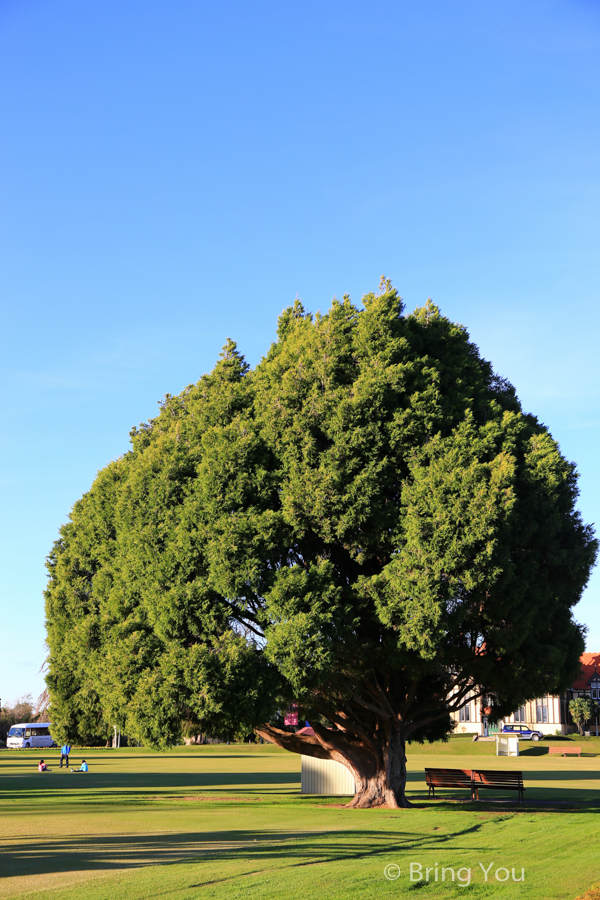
xmin=352 ymin=695 xmax=390 ymax=719
xmin=254 ymin=724 xmax=332 ymax=759
xmin=311 ymin=701 xmax=379 ymax=756
xmin=399 ymin=679 xmax=418 ymax=718
xmin=368 ymin=675 xmax=397 ymax=720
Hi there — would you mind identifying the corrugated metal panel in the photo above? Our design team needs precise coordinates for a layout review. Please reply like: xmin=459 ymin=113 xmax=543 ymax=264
xmin=301 ymin=755 xmax=357 ymax=795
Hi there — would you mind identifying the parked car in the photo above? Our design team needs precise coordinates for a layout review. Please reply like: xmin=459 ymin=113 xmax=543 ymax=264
xmin=6 ymin=724 xmax=55 ymax=750
xmin=501 ymin=724 xmax=544 ymax=741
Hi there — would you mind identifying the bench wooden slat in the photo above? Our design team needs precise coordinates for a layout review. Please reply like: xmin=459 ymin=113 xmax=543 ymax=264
xmin=425 ymin=767 xmax=526 ymax=803
xmin=425 ymin=768 xmax=472 ymax=781
xmin=474 ymin=770 xmax=522 ymax=782
xmin=424 ymin=768 xmax=473 ymax=799
xmin=472 ymin=769 xmax=525 ymax=803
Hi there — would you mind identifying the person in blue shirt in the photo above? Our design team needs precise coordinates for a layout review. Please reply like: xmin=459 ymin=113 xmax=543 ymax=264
xmin=70 ymin=759 xmax=88 ymax=773
xmin=60 ymin=743 xmax=71 ymax=768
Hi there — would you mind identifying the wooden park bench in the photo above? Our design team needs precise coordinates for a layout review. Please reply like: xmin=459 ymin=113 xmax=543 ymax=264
xmin=424 ymin=768 xmax=474 ymax=799
xmin=548 ymin=746 xmax=581 ymax=756
xmin=472 ymin=769 xmax=525 ymax=803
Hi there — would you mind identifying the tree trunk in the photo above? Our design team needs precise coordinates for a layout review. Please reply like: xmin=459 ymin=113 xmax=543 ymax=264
xmin=256 ymin=722 xmax=412 ymax=809
xmin=345 ymin=726 xmax=411 ymax=809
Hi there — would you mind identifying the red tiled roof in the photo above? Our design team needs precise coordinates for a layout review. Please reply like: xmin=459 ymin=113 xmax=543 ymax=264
xmin=296 ymin=726 xmax=315 ymax=736
xmin=573 ymin=652 xmax=600 ymax=690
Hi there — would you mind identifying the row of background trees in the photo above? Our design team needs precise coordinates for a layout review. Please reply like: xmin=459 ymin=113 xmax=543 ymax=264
xmin=3 ymin=693 xmax=597 ymax=743
xmin=0 ymin=689 xmax=281 ymax=747
xmin=0 ymin=691 xmax=49 ymax=743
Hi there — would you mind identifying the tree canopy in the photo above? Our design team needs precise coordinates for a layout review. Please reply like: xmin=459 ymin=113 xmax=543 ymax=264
xmin=45 ymin=282 xmax=597 ymax=806
xmin=569 ymin=697 xmax=594 ymax=736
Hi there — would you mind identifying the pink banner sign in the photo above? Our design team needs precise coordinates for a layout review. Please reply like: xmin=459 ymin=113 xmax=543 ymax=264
xmin=284 ymin=704 xmax=298 ymax=726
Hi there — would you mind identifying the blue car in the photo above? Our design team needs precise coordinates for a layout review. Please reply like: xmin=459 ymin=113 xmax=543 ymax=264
xmin=501 ymin=724 xmax=544 ymax=741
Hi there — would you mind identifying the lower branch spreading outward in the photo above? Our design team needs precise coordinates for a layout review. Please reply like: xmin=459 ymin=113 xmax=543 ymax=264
xmin=254 ymin=723 xmax=332 ymax=760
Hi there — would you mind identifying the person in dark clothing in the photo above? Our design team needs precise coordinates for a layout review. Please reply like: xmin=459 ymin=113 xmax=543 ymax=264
xmin=60 ymin=743 xmax=71 ymax=768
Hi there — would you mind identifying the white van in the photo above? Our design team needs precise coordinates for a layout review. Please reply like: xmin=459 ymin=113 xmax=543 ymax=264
xmin=6 ymin=723 xmax=55 ymax=750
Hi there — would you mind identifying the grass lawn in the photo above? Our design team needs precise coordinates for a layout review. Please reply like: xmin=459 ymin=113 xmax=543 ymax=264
xmin=1 ymin=739 xmax=600 ymax=900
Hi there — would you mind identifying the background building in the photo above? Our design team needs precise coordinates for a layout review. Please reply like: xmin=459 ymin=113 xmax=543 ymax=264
xmin=451 ymin=652 xmax=600 ymax=736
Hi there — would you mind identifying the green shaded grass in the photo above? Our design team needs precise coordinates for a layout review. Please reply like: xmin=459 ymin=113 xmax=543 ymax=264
xmin=1 ymin=744 xmax=599 ymax=899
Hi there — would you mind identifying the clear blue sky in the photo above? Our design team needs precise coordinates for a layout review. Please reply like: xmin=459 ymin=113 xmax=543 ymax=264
xmin=1 ymin=0 xmax=599 ymax=705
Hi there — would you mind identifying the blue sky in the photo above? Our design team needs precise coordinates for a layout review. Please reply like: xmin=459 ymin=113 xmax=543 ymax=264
xmin=1 ymin=0 xmax=599 ymax=705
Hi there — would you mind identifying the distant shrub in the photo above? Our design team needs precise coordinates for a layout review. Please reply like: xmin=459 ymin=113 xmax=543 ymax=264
xmin=0 ymin=695 xmax=34 ymax=742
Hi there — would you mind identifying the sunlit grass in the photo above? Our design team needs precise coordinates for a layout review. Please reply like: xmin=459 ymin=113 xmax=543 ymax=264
xmin=1 ymin=743 xmax=599 ymax=899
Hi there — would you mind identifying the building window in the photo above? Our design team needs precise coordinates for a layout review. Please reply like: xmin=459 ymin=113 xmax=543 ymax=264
xmin=459 ymin=703 xmax=471 ymax=722
xmin=514 ymin=705 xmax=526 ymax=722
xmin=536 ymin=696 xmax=548 ymax=724
xmin=592 ymin=686 xmax=598 ymax=700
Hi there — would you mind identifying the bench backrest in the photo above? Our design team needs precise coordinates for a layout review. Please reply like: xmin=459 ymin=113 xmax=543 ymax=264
xmin=550 ymin=746 xmax=580 ymax=751
xmin=425 ymin=768 xmax=472 ymax=786
xmin=472 ymin=769 xmax=523 ymax=785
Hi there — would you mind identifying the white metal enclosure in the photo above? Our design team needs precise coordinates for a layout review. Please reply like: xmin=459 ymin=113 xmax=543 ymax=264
xmin=301 ymin=755 xmax=357 ymax=795
xmin=496 ymin=735 xmax=520 ymax=756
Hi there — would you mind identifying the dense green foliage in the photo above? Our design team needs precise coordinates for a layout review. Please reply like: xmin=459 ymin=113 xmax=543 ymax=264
xmin=45 ymin=283 xmax=596 ymax=773
xmin=569 ymin=697 xmax=593 ymax=735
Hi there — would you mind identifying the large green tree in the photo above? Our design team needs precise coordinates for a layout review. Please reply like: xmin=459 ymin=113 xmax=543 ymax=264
xmin=45 ymin=282 xmax=596 ymax=807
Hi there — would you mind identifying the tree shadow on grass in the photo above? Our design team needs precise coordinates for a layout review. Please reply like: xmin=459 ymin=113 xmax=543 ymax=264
xmin=421 ymin=797 xmax=600 ymax=812
xmin=0 ymin=769 xmax=419 ymax=806
xmin=519 ymin=746 xmax=599 ymax=758
xmin=409 ymin=793 xmax=600 ymax=811
xmin=0 ymin=822 xmax=490 ymax=880
xmin=0 ymin=771 xmax=299 ymax=798
xmin=0 ymin=753 xmax=283 ymax=770
xmin=523 ymin=769 xmax=600 ymax=780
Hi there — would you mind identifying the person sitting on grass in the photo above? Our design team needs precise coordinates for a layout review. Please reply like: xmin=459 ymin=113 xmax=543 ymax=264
xmin=38 ymin=759 xmax=50 ymax=772
xmin=70 ymin=759 xmax=89 ymax=773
